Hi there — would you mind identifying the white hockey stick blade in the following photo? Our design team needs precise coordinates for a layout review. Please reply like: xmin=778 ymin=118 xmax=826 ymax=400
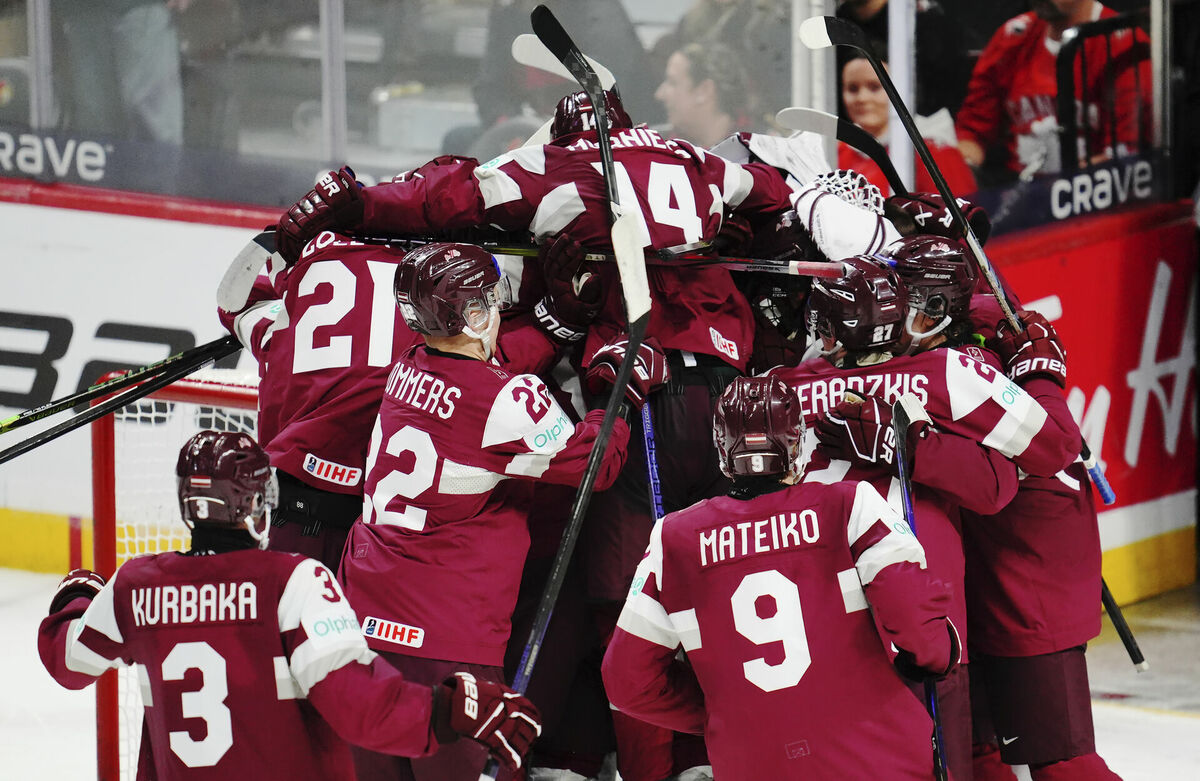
xmin=523 ymin=117 xmax=553 ymax=147
xmin=610 ymin=208 xmax=651 ymax=323
xmin=776 ymin=107 xmax=838 ymax=136
xmin=511 ymin=33 xmax=616 ymax=90
xmin=798 ymin=16 xmax=834 ymax=50
xmin=217 ymin=231 xmax=275 ymax=311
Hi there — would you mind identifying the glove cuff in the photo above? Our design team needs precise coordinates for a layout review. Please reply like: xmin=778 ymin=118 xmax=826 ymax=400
xmin=430 ymin=683 xmax=460 ymax=745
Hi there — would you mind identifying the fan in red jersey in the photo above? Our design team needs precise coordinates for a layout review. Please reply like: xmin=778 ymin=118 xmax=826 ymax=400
xmin=218 ymin=229 xmax=594 ymax=571
xmin=601 ymin=375 xmax=959 ymax=780
xmin=37 ymin=430 xmax=541 ymax=781
xmin=338 ymin=242 xmax=659 ymax=780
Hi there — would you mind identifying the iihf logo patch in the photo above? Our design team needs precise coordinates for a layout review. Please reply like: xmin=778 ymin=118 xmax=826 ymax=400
xmin=362 ymin=615 xmax=425 ymax=648
xmin=303 ymin=453 xmax=362 ymax=487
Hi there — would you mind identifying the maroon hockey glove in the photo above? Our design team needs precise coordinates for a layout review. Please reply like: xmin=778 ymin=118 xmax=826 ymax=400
xmin=533 ymin=233 xmax=603 ymax=344
xmin=894 ymin=618 xmax=962 ymax=682
xmin=276 ymin=167 xmax=365 ymax=265
xmin=585 ymin=336 xmax=670 ymax=410
xmin=432 ymin=672 xmax=542 ymax=771
xmin=990 ymin=310 xmax=1067 ymax=388
xmin=49 ymin=568 xmax=105 ymax=615
xmin=884 ymin=192 xmax=991 ymax=245
xmin=816 ymin=393 xmax=929 ymax=467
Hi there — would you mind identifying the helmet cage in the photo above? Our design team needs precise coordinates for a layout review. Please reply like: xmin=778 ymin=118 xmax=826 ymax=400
xmin=394 ymin=243 xmax=511 ymax=337
xmin=882 ymin=236 xmax=975 ymax=341
xmin=713 ymin=376 xmax=806 ymax=479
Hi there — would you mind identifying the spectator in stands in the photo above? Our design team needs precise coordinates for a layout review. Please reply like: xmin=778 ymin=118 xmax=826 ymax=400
xmin=835 ymin=0 xmax=972 ymax=118
xmin=654 ymin=41 xmax=757 ymax=149
xmin=956 ymin=0 xmax=1151 ymax=180
xmin=841 ymin=49 xmax=977 ymax=195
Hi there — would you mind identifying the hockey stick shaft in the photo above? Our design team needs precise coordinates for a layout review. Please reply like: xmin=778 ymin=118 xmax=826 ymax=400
xmin=799 ymin=17 xmax=1121 ymax=546
xmin=775 ymin=106 xmax=910 ymax=196
xmin=641 ymin=403 xmax=665 ymax=522
xmin=1101 ymin=579 xmax=1148 ymax=671
xmin=480 ymin=8 xmax=652 ymax=779
xmin=0 ymin=337 xmax=241 ymax=466
xmin=891 ymin=397 xmax=949 ymax=781
xmin=0 ymin=336 xmax=239 ymax=435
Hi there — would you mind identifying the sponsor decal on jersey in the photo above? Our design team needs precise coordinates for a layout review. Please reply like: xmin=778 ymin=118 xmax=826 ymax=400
xmin=785 ymin=740 xmax=811 ymax=759
xmin=709 ymin=326 xmax=740 ymax=362
xmin=302 ymin=610 xmax=363 ymax=644
xmin=362 ymin=615 xmax=425 ymax=648
xmin=303 ymin=453 xmax=362 ymax=487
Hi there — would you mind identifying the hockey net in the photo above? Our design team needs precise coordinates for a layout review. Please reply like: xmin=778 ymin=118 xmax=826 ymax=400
xmin=90 ymin=368 xmax=258 ymax=781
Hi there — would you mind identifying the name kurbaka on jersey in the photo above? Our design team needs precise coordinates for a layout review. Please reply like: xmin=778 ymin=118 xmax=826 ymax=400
xmin=130 ymin=582 xmax=258 ymax=626
xmin=385 ymin=361 xmax=461 ymax=419
xmin=699 ymin=511 xmax=821 ymax=567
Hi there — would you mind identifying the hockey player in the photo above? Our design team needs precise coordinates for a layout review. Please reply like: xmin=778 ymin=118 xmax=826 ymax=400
xmin=217 ymin=228 xmax=598 ymax=570
xmin=964 ymin=296 xmax=1123 ymax=780
xmin=37 ymin=430 xmax=542 ymax=780
xmin=601 ymin=374 xmax=960 ymax=780
xmin=337 ymin=242 xmax=664 ymax=780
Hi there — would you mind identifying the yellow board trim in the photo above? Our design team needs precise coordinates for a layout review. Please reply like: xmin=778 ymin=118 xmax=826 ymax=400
xmin=1102 ymin=526 xmax=1196 ymax=604
xmin=0 ymin=508 xmax=93 ymax=573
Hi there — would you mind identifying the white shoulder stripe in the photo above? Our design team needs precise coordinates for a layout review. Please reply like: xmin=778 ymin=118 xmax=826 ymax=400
xmin=274 ymin=655 xmax=302 ymax=701
xmin=530 ymin=182 xmax=586 ymax=238
xmin=508 ymin=145 xmax=547 ymax=175
xmin=848 ymin=482 xmax=926 ymax=585
xmin=475 ymin=165 xmax=523 ymax=209
xmin=64 ymin=618 xmax=119 ymax=677
xmin=616 ymin=590 xmax=681 ymax=650
xmin=722 ymin=160 xmax=755 ymax=206
xmin=837 ymin=567 xmax=868 ymax=613
xmin=669 ymin=608 xmax=702 ymax=652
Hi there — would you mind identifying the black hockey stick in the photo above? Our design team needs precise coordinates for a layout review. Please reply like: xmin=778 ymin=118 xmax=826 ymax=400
xmin=799 ymin=15 xmax=1138 ymax=667
xmin=0 ymin=336 xmax=239 ymax=436
xmin=0 ymin=336 xmax=241 ymax=467
xmin=891 ymin=395 xmax=950 ymax=781
xmin=476 ymin=7 xmax=653 ymax=779
xmin=774 ymin=106 xmax=910 ymax=196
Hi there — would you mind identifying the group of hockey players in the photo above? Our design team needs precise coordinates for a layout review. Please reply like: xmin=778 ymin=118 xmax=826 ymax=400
xmin=38 ymin=82 xmax=1121 ymax=781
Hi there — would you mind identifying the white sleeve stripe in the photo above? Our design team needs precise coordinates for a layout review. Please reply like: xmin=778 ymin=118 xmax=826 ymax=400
xmin=846 ymin=481 xmax=894 ymax=546
xmin=274 ymin=655 xmax=302 ymax=701
xmin=503 ymin=451 xmax=553 ymax=478
xmin=668 ymin=608 xmax=702 ymax=652
xmin=855 ymin=537 xmax=927 ymax=585
xmin=82 ymin=577 xmax=124 ymax=644
xmin=982 ymin=398 xmax=1047 ymax=458
xmin=616 ymin=591 xmax=680 ymax=650
xmin=277 ymin=563 xmax=311 ymax=632
xmin=232 ymin=300 xmax=279 ymax=349
xmin=290 ymin=639 xmax=376 ymax=695
xmin=846 ymin=481 xmax=926 ymax=584
xmin=475 ymin=166 xmax=523 ymax=209
xmin=723 ymin=162 xmax=755 ymax=207
xmin=509 ymin=145 xmax=547 ymax=175
xmin=138 ymin=665 xmax=154 ymax=706
xmin=530 ymin=182 xmax=586 ymax=238
xmin=64 ymin=620 xmax=120 ymax=676
xmin=838 ymin=568 xmax=868 ymax=613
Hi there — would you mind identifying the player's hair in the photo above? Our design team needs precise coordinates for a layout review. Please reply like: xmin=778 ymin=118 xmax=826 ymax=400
xmin=678 ymin=41 xmax=751 ymax=119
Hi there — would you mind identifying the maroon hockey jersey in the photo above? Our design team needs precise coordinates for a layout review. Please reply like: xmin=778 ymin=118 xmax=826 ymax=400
xmin=38 ymin=551 xmax=438 ymax=781
xmin=602 ymin=480 xmax=956 ymax=780
xmin=340 ymin=345 xmax=629 ymax=666
xmin=351 ymin=132 xmax=798 ymax=370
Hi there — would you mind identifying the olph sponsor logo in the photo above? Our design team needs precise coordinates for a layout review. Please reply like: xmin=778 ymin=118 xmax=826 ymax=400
xmin=363 ymin=615 xmax=425 ymax=648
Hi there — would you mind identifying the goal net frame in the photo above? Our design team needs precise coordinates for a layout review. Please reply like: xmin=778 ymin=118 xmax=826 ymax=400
xmin=90 ymin=372 xmax=258 ymax=781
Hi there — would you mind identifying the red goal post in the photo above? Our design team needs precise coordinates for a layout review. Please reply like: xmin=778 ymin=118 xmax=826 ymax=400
xmin=90 ymin=370 xmax=258 ymax=781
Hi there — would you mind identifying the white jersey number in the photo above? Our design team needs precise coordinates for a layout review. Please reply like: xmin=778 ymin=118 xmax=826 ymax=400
xmin=593 ymin=161 xmax=704 ymax=247
xmin=292 ymin=259 xmax=398 ymax=373
xmin=730 ymin=569 xmax=812 ymax=692
xmin=363 ymin=421 xmax=439 ymax=530
xmin=161 ymin=641 xmax=233 ymax=767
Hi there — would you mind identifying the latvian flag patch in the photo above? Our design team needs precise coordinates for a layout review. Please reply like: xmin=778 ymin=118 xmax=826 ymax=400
xmin=190 ymin=476 xmax=212 ymax=487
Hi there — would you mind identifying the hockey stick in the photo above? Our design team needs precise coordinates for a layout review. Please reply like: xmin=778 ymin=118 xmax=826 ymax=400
xmin=0 ymin=336 xmax=239 ymax=436
xmin=891 ymin=395 xmax=950 ymax=781
xmin=511 ymin=32 xmax=619 ymax=148
xmin=216 ymin=230 xmax=277 ymax=312
xmin=477 ymin=7 xmax=653 ymax=779
xmin=0 ymin=336 xmax=241 ymax=467
xmin=798 ymin=17 xmax=1132 ymax=644
xmin=775 ymin=106 xmax=909 ymax=196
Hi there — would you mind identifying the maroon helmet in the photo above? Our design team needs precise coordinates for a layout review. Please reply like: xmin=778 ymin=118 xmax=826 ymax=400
xmin=393 ymin=242 xmax=512 ymax=337
xmin=713 ymin=376 xmax=805 ymax=479
xmin=806 ymin=255 xmax=908 ymax=352
xmin=176 ymin=430 xmax=276 ymax=547
xmin=550 ymin=89 xmax=633 ymax=140
xmin=881 ymin=235 xmax=976 ymax=338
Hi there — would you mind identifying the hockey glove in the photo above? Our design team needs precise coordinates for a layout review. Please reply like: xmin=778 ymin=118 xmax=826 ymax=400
xmin=816 ymin=393 xmax=929 ymax=467
xmin=533 ymin=233 xmax=603 ymax=344
xmin=432 ymin=672 xmax=542 ymax=771
xmin=893 ymin=618 xmax=962 ymax=682
xmin=585 ymin=336 xmax=670 ymax=410
xmin=276 ymin=167 xmax=364 ymax=265
xmin=990 ymin=310 xmax=1067 ymax=388
xmin=714 ymin=212 xmax=754 ymax=256
xmin=49 ymin=568 xmax=106 ymax=615
xmin=884 ymin=192 xmax=991 ymax=245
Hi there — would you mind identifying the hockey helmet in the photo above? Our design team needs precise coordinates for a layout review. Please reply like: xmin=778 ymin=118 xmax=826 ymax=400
xmin=806 ymin=255 xmax=908 ymax=352
xmin=176 ymin=430 xmax=277 ymax=548
xmin=393 ymin=242 xmax=512 ymax=338
xmin=550 ymin=89 xmax=633 ymax=140
xmin=880 ymin=235 xmax=976 ymax=339
xmin=713 ymin=376 xmax=805 ymax=479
